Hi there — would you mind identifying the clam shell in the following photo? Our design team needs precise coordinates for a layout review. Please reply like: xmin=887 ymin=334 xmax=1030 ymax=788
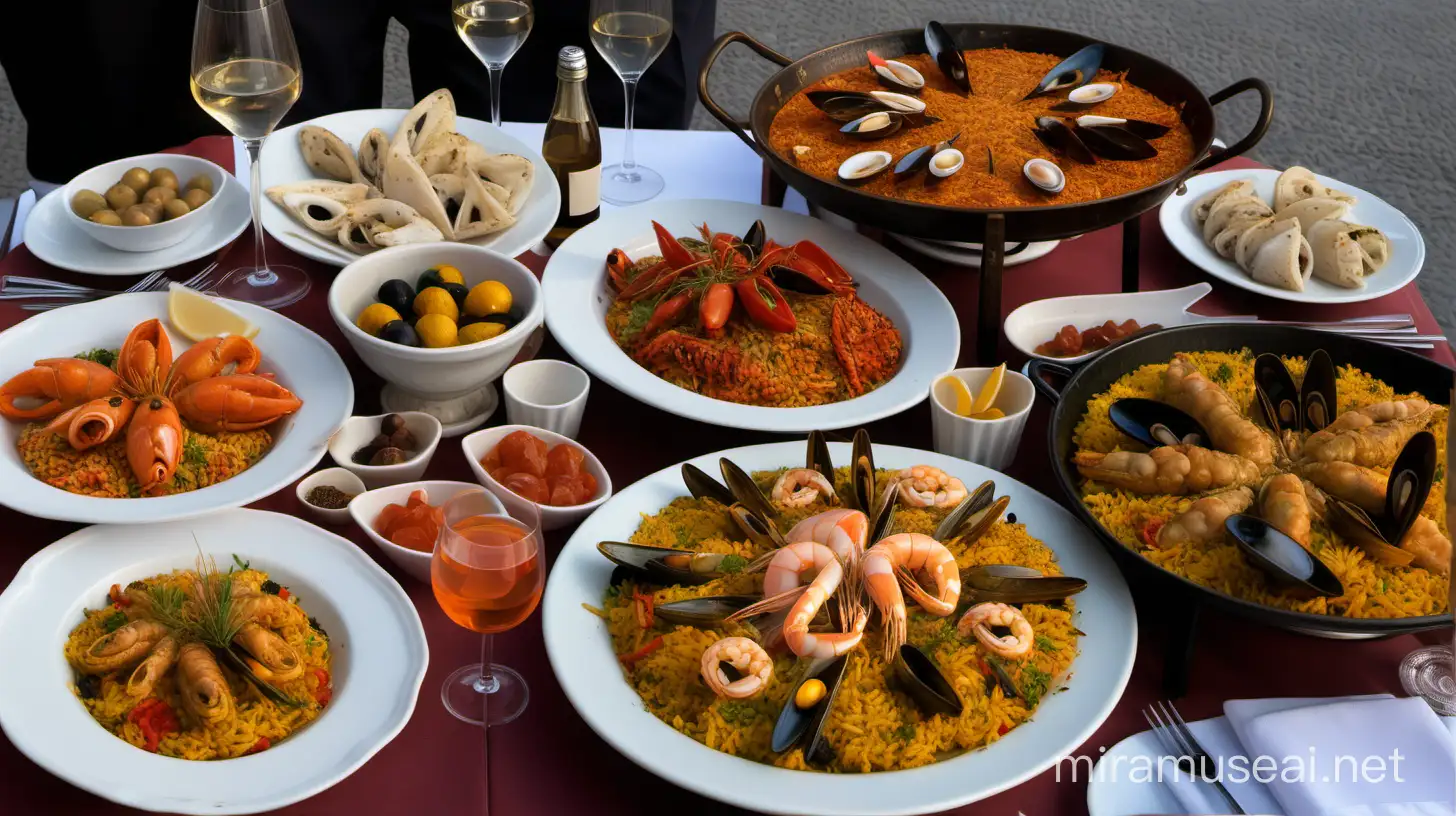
xmin=1023 ymin=158 xmax=1065 ymax=194
xmin=837 ymin=151 xmax=892 ymax=184
xmin=928 ymin=148 xmax=965 ymax=178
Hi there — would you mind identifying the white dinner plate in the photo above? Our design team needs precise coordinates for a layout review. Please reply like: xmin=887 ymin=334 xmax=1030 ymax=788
xmin=887 ymin=234 xmax=1062 ymax=268
xmin=22 ymin=178 xmax=251 ymax=277
xmin=1158 ymin=169 xmax=1425 ymax=304
xmin=0 ymin=292 xmax=353 ymax=524
xmin=542 ymin=200 xmax=960 ymax=433
xmin=543 ymin=440 xmax=1138 ymax=816
xmin=260 ymin=109 xmax=560 ymax=266
xmin=0 ymin=509 xmax=428 ymax=814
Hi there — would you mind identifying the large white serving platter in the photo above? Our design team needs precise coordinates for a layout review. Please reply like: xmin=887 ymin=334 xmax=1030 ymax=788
xmin=0 ymin=292 xmax=352 ymax=523
xmin=0 ymin=509 xmax=428 ymax=814
xmin=542 ymin=200 xmax=960 ymax=432
xmin=1159 ymin=168 xmax=1424 ymax=305
xmin=260 ymin=109 xmax=560 ymax=266
xmin=543 ymin=440 xmax=1137 ymax=816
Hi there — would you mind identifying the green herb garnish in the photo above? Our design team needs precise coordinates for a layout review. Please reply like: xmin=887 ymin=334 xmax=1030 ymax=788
xmin=74 ymin=348 xmax=118 ymax=369
xmin=101 ymin=610 xmax=128 ymax=633
xmin=1436 ymin=464 xmax=1445 ymax=483
xmin=718 ymin=701 xmax=758 ymax=725
xmin=182 ymin=435 xmax=208 ymax=470
xmin=1034 ymin=634 xmax=1059 ymax=653
xmin=893 ymin=723 xmax=916 ymax=741
xmin=1020 ymin=664 xmax=1052 ymax=708
xmin=1213 ymin=363 xmax=1233 ymax=383
xmin=619 ymin=299 xmax=656 ymax=343
xmin=231 ymin=554 xmax=250 ymax=572
xmin=718 ymin=554 xmax=748 ymax=574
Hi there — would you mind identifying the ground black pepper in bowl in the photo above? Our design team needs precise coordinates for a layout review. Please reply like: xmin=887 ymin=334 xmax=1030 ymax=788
xmin=306 ymin=485 xmax=355 ymax=509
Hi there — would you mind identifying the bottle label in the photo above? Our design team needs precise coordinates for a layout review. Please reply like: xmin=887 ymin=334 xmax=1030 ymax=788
xmin=568 ymin=165 xmax=602 ymax=217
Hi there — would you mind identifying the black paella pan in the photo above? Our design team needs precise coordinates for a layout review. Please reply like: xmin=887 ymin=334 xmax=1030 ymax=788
xmin=1030 ymin=324 xmax=1453 ymax=641
xmin=698 ymin=24 xmax=1273 ymax=243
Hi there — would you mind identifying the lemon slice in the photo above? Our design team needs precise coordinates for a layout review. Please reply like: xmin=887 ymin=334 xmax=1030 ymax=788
xmin=969 ymin=363 xmax=1006 ymax=415
xmin=934 ymin=374 xmax=974 ymax=417
xmin=168 ymin=284 xmax=259 ymax=342
xmin=969 ymin=408 xmax=1006 ymax=420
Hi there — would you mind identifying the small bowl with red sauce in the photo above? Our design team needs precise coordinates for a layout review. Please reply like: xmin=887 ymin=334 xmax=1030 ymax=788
xmin=1003 ymin=283 xmax=1216 ymax=364
xmin=461 ymin=425 xmax=612 ymax=531
xmin=349 ymin=480 xmax=504 ymax=582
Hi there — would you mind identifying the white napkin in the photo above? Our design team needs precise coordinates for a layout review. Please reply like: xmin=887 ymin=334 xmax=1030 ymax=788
xmin=1234 ymin=697 xmax=1456 ymax=816
xmin=1160 ymin=714 xmax=1284 ymax=815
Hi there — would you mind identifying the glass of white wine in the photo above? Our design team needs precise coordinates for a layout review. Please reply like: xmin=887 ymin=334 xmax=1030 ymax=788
xmin=190 ymin=0 xmax=308 ymax=309
xmin=453 ymin=0 xmax=535 ymax=128
xmin=589 ymin=0 xmax=672 ymax=204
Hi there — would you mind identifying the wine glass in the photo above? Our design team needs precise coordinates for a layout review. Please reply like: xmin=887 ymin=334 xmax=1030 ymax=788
xmin=1399 ymin=375 xmax=1456 ymax=715
xmin=432 ymin=489 xmax=544 ymax=726
xmin=589 ymin=0 xmax=673 ymax=204
xmin=453 ymin=0 xmax=535 ymax=127
xmin=190 ymin=0 xmax=310 ymax=309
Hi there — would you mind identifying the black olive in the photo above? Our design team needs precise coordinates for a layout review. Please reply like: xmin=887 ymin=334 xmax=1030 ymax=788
xmin=480 ymin=310 xmax=519 ymax=330
xmin=381 ymin=414 xmax=407 ymax=435
xmin=417 ymin=268 xmax=448 ymax=291
xmin=378 ymin=320 xmax=420 ymax=347
xmin=76 ymin=674 xmax=102 ymax=699
xmin=377 ymin=279 xmax=416 ymax=316
xmin=439 ymin=282 xmax=469 ymax=307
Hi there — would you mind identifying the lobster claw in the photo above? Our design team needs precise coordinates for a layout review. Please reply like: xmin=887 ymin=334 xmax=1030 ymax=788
xmin=0 ymin=358 xmax=121 ymax=420
xmin=168 ymin=336 xmax=262 ymax=397
xmin=118 ymin=319 xmax=174 ymax=394
xmin=127 ymin=395 xmax=183 ymax=493
xmin=172 ymin=374 xmax=302 ymax=433
xmin=759 ymin=241 xmax=857 ymax=296
xmin=606 ymin=248 xmax=634 ymax=292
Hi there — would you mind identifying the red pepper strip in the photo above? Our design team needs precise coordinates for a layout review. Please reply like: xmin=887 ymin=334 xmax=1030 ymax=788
xmin=997 ymin=724 xmax=1010 ymax=736
xmin=619 ymin=636 xmax=665 ymax=668
xmin=734 ymin=276 xmax=796 ymax=333
xmin=651 ymin=220 xmax=700 ymax=271
xmin=641 ymin=291 xmax=695 ymax=339
xmin=633 ymin=590 xmax=655 ymax=629
xmin=313 ymin=668 xmax=332 ymax=707
xmin=699 ymin=282 xmax=735 ymax=337
xmin=247 ymin=737 xmax=271 ymax=754
xmin=1140 ymin=518 xmax=1166 ymax=549
xmin=128 ymin=698 xmax=179 ymax=753
xmin=278 ymin=587 xmax=291 ymax=601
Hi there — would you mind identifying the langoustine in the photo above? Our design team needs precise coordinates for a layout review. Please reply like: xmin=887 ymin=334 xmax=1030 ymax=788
xmin=1162 ymin=354 xmax=1276 ymax=469
xmin=1074 ymin=445 xmax=1261 ymax=495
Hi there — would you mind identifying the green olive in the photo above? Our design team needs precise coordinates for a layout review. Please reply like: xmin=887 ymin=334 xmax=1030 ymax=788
xmin=121 ymin=205 xmax=155 ymax=227
xmin=185 ymin=174 xmax=214 ymax=194
xmin=162 ymin=199 xmax=192 ymax=220
xmin=105 ymin=183 xmax=138 ymax=212
xmin=70 ymin=190 xmax=108 ymax=219
xmin=136 ymin=202 xmax=163 ymax=222
xmin=142 ymin=186 xmax=176 ymax=206
xmin=88 ymin=209 xmax=123 ymax=226
xmin=182 ymin=188 xmax=212 ymax=210
xmin=120 ymin=167 xmax=151 ymax=194
xmin=150 ymin=168 xmax=180 ymax=191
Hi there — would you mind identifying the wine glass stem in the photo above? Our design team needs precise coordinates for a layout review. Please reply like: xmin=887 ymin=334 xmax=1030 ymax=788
xmin=487 ymin=65 xmax=504 ymax=128
xmin=244 ymin=138 xmax=277 ymax=288
xmin=620 ymin=78 xmax=640 ymax=173
xmin=475 ymin=632 xmax=499 ymax=694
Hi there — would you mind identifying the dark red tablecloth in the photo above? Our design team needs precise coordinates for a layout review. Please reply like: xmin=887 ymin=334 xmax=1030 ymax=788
xmin=0 ymin=137 xmax=1450 ymax=816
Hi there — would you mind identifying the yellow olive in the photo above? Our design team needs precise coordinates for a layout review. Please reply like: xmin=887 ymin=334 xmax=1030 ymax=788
xmin=185 ymin=174 xmax=214 ymax=194
xmin=356 ymin=303 xmax=404 ymax=336
xmin=412 ymin=286 xmax=460 ymax=322
xmin=414 ymin=313 xmax=458 ymax=348
xmin=795 ymin=679 xmax=827 ymax=709
xmin=120 ymin=167 xmax=151 ymax=194
xmin=182 ymin=188 xmax=212 ymax=210
xmin=105 ymin=183 xmax=138 ymax=212
xmin=162 ymin=199 xmax=192 ymax=220
xmin=121 ymin=205 xmax=155 ymax=227
xmin=136 ymin=202 xmax=163 ymax=222
xmin=70 ymin=189 xmax=108 ymax=219
xmin=150 ymin=168 xmax=180 ymax=191
xmin=143 ymin=186 xmax=176 ymax=206
xmin=88 ymin=209 xmax=123 ymax=226
xmin=464 ymin=280 xmax=513 ymax=317
xmin=457 ymin=321 xmax=506 ymax=345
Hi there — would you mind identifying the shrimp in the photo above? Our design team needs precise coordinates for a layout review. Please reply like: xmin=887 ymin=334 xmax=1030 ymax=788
xmin=771 ymin=468 xmax=838 ymax=508
xmin=1074 ymin=445 xmax=1261 ymax=495
xmin=785 ymin=508 xmax=869 ymax=564
xmin=1155 ymin=486 xmax=1254 ymax=547
xmin=957 ymin=602 xmax=1034 ymax=659
xmin=1163 ymin=354 xmax=1277 ymax=469
xmin=894 ymin=466 xmax=968 ymax=508
xmin=1302 ymin=400 xmax=1436 ymax=468
xmin=700 ymin=637 xmax=774 ymax=699
xmin=863 ymin=533 xmax=960 ymax=661
xmin=1260 ymin=473 xmax=1312 ymax=549
xmin=1298 ymin=461 xmax=1387 ymax=515
xmin=1400 ymin=516 xmax=1452 ymax=576
xmin=125 ymin=635 xmax=180 ymax=698
xmin=730 ymin=541 xmax=867 ymax=658
xmin=232 ymin=588 xmax=298 ymax=628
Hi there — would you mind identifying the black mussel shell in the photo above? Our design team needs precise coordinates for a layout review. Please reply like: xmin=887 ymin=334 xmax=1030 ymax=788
xmin=923 ymin=21 xmax=972 ymax=93
xmin=807 ymin=430 xmax=834 ymax=486
xmin=1024 ymin=43 xmax=1105 ymax=100
xmin=773 ymin=655 xmax=849 ymax=756
xmin=1301 ymin=349 xmax=1337 ymax=433
xmin=1034 ymin=117 xmax=1095 ymax=165
xmin=983 ymin=656 xmax=1020 ymax=699
xmin=598 ymin=541 xmax=717 ymax=585
xmin=683 ymin=462 xmax=735 ymax=505
xmin=1108 ymin=398 xmax=1210 ymax=448
xmin=840 ymin=111 xmax=905 ymax=141
xmin=893 ymin=644 xmax=964 ymax=717
xmin=893 ymin=144 xmax=936 ymax=181
xmin=1073 ymin=124 xmax=1157 ymax=161
xmin=934 ymin=481 xmax=1005 ymax=542
xmin=1254 ymin=353 xmax=1301 ymax=434
xmin=1114 ymin=118 xmax=1172 ymax=140
xmin=806 ymin=90 xmax=886 ymax=122
xmin=608 ymin=565 xmax=639 ymax=586
xmin=962 ymin=566 xmax=1088 ymax=604
xmin=850 ymin=428 xmax=875 ymax=513
xmin=377 ymin=279 xmax=415 ymax=315
xmin=1326 ymin=499 xmax=1417 ymax=568
xmin=869 ymin=482 xmax=898 ymax=543
xmin=741 ymin=220 xmax=766 ymax=262
xmin=720 ymin=458 xmax=777 ymax=522
xmin=1225 ymin=514 xmax=1344 ymax=599
xmin=986 ymin=146 xmax=995 ymax=174
xmin=728 ymin=502 xmax=787 ymax=549
xmin=655 ymin=595 xmax=760 ymax=627
xmin=1383 ymin=431 xmax=1436 ymax=544
xmin=770 ymin=265 xmax=836 ymax=295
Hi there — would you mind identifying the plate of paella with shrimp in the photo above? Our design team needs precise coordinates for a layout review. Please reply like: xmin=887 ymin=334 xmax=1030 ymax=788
xmin=0 ymin=508 xmax=427 ymax=814
xmin=542 ymin=199 xmax=959 ymax=432
xmin=0 ymin=292 xmax=352 ymax=524
xmin=542 ymin=431 xmax=1135 ymax=815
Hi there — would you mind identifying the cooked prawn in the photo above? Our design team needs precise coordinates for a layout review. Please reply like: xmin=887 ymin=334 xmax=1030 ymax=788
xmin=1155 ymin=486 xmax=1254 ymax=547
xmin=770 ymin=468 xmax=838 ymax=508
xmin=863 ymin=533 xmax=960 ymax=661
xmin=894 ymin=466 xmax=968 ymax=508
xmin=1074 ymin=445 xmax=1261 ymax=495
xmin=1260 ymin=473 xmax=1312 ymax=548
xmin=1302 ymin=399 xmax=1437 ymax=468
xmin=1163 ymin=354 xmax=1276 ymax=468
xmin=732 ymin=541 xmax=867 ymax=659
xmin=700 ymin=636 xmax=773 ymax=699
xmin=1298 ymin=461 xmax=1387 ymax=515
xmin=785 ymin=508 xmax=869 ymax=564
xmin=957 ymin=602 xmax=1034 ymax=659
xmin=1400 ymin=516 xmax=1452 ymax=576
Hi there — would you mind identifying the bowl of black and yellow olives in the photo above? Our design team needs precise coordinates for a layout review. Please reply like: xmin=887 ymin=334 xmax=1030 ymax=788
xmin=63 ymin=154 xmax=228 ymax=252
xmin=329 ymin=244 xmax=544 ymax=409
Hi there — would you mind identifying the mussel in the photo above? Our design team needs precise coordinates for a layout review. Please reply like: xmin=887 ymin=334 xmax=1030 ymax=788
xmin=1224 ymin=514 xmax=1344 ymax=598
xmin=928 ymin=147 xmax=965 ymax=180
xmin=772 ymin=655 xmax=848 ymax=761
xmin=1074 ymin=114 xmax=1171 ymax=140
xmin=808 ymin=90 xmax=939 ymax=126
xmin=807 ymin=429 xmax=835 ymax=486
xmin=892 ymin=644 xmax=964 ymax=716
xmin=867 ymin=50 xmax=925 ymax=93
xmin=740 ymin=219 xmax=766 ymax=263
xmin=655 ymin=595 xmax=761 ymax=627
xmin=934 ymin=480 xmax=1009 ymax=542
xmin=893 ymin=132 xmax=960 ymax=182
xmin=1050 ymin=81 xmax=1120 ymax=111
xmin=1324 ymin=431 xmax=1437 ymax=567
xmin=985 ymin=146 xmax=996 ymax=175
xmin=840 ymin=111 xmax=905 ymax=141
xmin=837 ymin=151 xmax=893 ymax=186
xmin=598 ymin=541 xmax=749 ymax=585
xmin=1023 ymin=158 xmax=1065 ymax=194
xmin=1024 ymin=44 xmax=1105 ymax=100
xmin=923 ymin=21 xmax=972 ymax=93
xmin=682 ymin=462 xmax=735 ymax=506
xmin=1071 ymin=121 xmax=1157 ymax=161
xmin=720 ymin=458 xmax=778 ymax=523
xmin=1033 ymin=117 xmax=1095 ymax=165
xmin=848 ymin=429 xmax=897 ymax=541
xmin=961 ymin=565 xmax=1088 ymax=604
xmin=1254 ymin=350 xmax=1336 ymax=452
xmin=1108 ymin=398 xmax=1209 ymax=448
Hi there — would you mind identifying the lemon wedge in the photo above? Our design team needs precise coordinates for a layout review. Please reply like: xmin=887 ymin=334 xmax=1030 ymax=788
xmin=969 ymin=364 xmax=1006 ymax=415
xmin=969 ymin=408 xmax=1006 ymax=420
xmin=168 ymin=284 xmax=259 ymax=342
xmin=935 ymin=374 xmax=974 ymax=417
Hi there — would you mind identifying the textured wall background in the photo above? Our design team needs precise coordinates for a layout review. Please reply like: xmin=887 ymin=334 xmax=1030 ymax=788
xmin=0 ymin=3 xmax=1451 ymax=328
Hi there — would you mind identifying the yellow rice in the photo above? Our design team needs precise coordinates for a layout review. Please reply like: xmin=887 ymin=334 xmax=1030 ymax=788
xmin=1072 ymin=350 xmax=1451 ymax=618
xmin=18 ymin=424 xmax=272 ymax=498
xmin=603 ymin=467 xmax=1079 ymax=773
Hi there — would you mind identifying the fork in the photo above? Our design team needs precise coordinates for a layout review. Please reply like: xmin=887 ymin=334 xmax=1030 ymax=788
xmin=20 ymin=262 xmax=223 ymax=312
xmin=0 ymin=269 xmax=167 ymax=301
xmin=1143 ymin=701 xmax=1246 ymax=814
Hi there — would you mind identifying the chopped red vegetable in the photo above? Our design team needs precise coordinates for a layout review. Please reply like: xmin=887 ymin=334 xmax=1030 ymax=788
xmin=1141 ymin=518 xmax=1166 ymax=549
xmin=997 ymin=724 xmax=1010 ymax=736
xmin=313 ymin=668 xmax=332 ymax=707
xmin=633 ymin=591 xmax=655 ymax=629
xmin=277 ymin=587 xmax=290 ymax=601
xmin=246 ymin=737 xmax=271 ymax=754
xmin=619 ymin=636 xmax=665 ymax=668
xmin=127 ymin=698 xmax=180 ymax=753
xmin=1035 ymin=319 xmax=1159 ymax=358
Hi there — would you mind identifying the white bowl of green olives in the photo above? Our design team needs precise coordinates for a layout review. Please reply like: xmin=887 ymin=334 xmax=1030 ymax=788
xmin=63 ymin=153 xmax=228 ymax=253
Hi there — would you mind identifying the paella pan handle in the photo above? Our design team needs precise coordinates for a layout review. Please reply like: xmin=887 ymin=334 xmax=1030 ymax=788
xmin=698 ymin=32 xmax=794 ymax=154
xmin=1027 ymin=359 xmax=1075 ymax=405
xmin=1183 ymin=78 xmax=1275 ymax=180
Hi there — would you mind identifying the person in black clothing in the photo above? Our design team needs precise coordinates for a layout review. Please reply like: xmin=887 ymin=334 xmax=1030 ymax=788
xmin=0 ymin=0 xmax=717 ymax=186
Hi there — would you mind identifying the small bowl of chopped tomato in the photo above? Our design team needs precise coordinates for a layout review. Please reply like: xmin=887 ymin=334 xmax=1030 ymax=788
xmin=348 ymin=480 xmax=503 ymax=582
xmin=461 ymin=425 xmax=612 ymax=531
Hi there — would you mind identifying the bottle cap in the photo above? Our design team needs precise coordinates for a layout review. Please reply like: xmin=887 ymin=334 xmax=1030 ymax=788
xmin=557 ymin=46 xmax=588 ymax=81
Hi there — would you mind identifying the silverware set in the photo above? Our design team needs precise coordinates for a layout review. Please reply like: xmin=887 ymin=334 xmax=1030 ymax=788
xmin=1143 ymin=700 xmax=1246 ymax=814
xmin=1202 ymin=313 xmax=1444 ymax=349
xmin=0 ymin=262 xmax=224 ymax=311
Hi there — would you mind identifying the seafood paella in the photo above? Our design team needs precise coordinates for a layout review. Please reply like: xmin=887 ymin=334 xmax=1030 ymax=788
xmin=64 ymin=556 xmax=332 ymax=760
xmin=588 ymin=431 xmax=1085 ymax=772
xmin=604 ymin=221 xmax=904 ymax=407
xmin=0 ymin=319 xmax=302 ymax=497
xmin=768 ymin=24 xmax=1195 ymax=208
xmin=1072 ymin=349 xmax=1451 ymax=617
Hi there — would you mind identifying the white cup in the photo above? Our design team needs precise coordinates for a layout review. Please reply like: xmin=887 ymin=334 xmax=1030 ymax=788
xmin=929 ymin=367 xmax=1035 ymax=471
xmin=501 ymin=359 xmax=590 ymax=439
